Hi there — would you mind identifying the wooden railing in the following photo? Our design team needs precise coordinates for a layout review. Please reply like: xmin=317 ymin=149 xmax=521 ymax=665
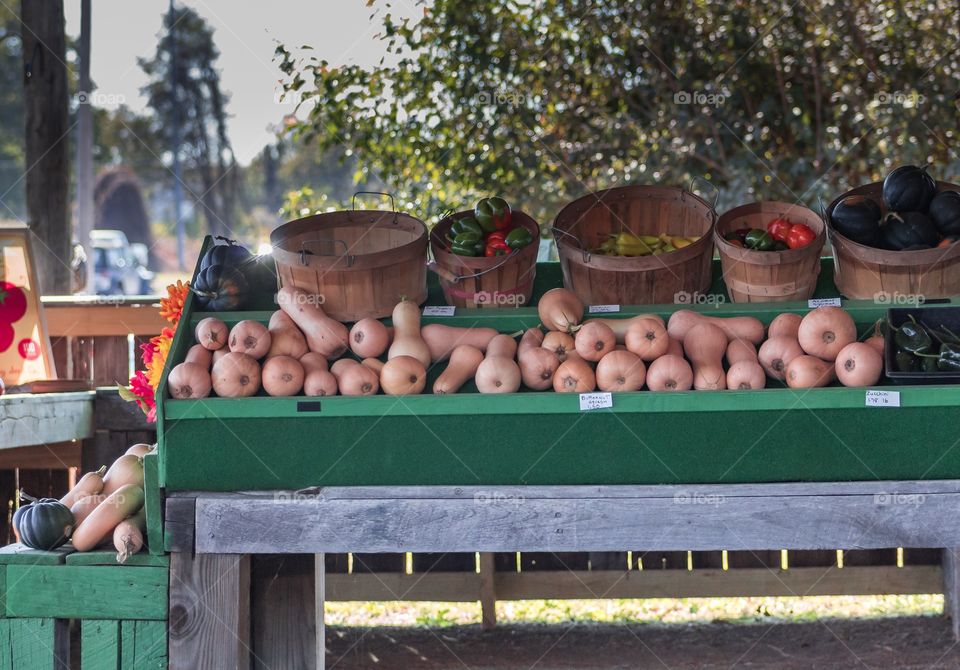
xmin=0 ymin=297 xmax=947 ymax=630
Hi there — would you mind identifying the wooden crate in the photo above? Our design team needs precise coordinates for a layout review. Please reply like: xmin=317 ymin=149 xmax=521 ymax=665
xmin=0 ymin=543 xmax=168 ymax=669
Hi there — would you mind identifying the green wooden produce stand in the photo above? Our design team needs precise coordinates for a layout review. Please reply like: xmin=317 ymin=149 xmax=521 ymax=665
xmin=157 ymin=240 xmax=960 ymax=493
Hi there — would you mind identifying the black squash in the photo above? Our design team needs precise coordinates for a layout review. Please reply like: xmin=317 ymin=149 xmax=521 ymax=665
xmin=12 ymin=494 xmax=74 ymax=550
xmin=883 ymin=165 xmax=937 ymax=213
xmin=192 ymin=264 xmax=249 ymax=311
xmin=879 ymin=211 xmax=939 ymax=250
xmin=200 ymin=237 xmax=253 ymax=271
xmin=929 ymin=190 xmax=960 ymax=236
xmin=830 ymin=195 xmax=882 ymax=246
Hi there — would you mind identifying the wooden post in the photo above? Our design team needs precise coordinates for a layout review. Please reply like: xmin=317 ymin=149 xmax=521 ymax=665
xmin=315 ymin=553 xmax=325 ymax=670
xmin=20 ymin=0 xmax=72 ymax=295
xmin=168 ymin=553 xmax=251 ymax=670
xmin=479 ymin=552 xmax=497 ymax=630
xmin=943 ymin=548 xmax=960 ymax=641
xmin=76 ymin=0 xmax=94 ymax=293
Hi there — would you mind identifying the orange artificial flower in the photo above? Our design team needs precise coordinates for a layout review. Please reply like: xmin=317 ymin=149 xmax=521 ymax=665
xmin=160 ymin=280 xmax=190 ymax=324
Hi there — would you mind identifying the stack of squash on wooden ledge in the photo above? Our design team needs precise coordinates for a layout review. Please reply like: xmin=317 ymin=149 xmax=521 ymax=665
xmin=12 ymin=444 xmax=152 ymax=561
xmin=167 ymin=286 xmax=887 ymax=399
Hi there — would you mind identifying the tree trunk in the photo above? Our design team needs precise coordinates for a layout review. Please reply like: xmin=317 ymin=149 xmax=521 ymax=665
xmin=21 ymin=0 xmax=71 ymax=295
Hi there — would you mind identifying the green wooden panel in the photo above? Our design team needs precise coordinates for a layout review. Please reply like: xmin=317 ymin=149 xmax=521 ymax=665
xmin=65 ymin=551 xmax=168 ymax=568
xmin=5 ymin=566 xmax=167 ymax=620
xmin=2 ymin=618 xmax=62 ymax=670
xmin=81 ymin=620 xmax=120 ymax=670
xmin=142 ymin=452 xmax=164 ymax=557
xmin=120 ymin=620 xmax=166 ymax=670
xmin=0 ymin=544 xmax=70 ymax=566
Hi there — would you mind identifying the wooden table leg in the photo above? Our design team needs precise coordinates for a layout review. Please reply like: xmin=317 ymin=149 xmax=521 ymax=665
xmin=943 ymin=548 xmax=960 ymax=641
xmin=479 ymin=552 xmax=497 ymax=630
xmin=168 ymin=552 xmax=251 ymax=669
xmin=315 ymin=553 xmax=325 ymax=670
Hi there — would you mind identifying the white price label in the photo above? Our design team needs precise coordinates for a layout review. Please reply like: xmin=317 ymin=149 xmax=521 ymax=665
xmin=865 ymin=390 xmax=900 ymax=407
xmin=588 ymin=304 xmax=621 ymax=314
xmin=422 ymin=305 xmax=456 ymax=317
xmin=808 ymin=297 xmax=842 ymax=308
xmin=579 ymin=392 xmax=613 ymax=411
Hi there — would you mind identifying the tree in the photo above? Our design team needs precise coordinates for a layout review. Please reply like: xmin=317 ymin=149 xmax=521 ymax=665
xmin=0 ymin=6 xmax=25 ymax=220
xmin=277 ymin=0 xmax=960 ymax=224
xmin=140 ymin=6 xmax=235 ymax=237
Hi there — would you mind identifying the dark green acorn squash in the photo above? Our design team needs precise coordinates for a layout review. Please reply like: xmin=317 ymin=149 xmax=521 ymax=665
xmin=883 ymin=165 xmax=937 ymax=213
xmin=13 ymin=494 xmax=74 ymax=550
xmin=200 ymin=237 xmax=253 ymax=271
xmin=830 ymin=195 xmax=882 ymax=246
xmin=929 ymin=190 xmax=960 ymax=236
xmin=879 ymin=211 xmax=939 ymax=250
xmin=192 ymin=264 xmax=249 ymax=311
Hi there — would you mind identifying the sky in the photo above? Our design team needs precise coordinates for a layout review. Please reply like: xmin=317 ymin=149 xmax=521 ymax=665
xmin=63 ymin=0 xmax=420 ymax=164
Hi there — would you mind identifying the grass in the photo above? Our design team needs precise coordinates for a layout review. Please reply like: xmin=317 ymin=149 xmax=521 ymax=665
xmin=326 ymin=595 xmax=943 ymax=628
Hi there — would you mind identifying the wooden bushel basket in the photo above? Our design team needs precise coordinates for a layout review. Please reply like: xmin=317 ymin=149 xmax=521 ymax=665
xmin=551 ymin=184 xmax=716 ymax=305
xmin=429 ymin=210 xmax=540 ymax=308
xmin=714 ymin=201 xmax=826 ymax=302
xmin=270 ymin=193 xmax=428 ymax=321
xmin=826 ymin=181 xmax=960 ymax=300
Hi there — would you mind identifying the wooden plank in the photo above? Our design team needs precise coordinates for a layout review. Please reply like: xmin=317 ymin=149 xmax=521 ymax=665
xmin=65 ymin=551 xmax=168 ymax=567
xmin=163 ymin=497 xmax=195 ymax=554
xmin=93 ymin=389 xmax=155 ymax=433
xmin=322 ymin=565 xmax=942 ymax=601
xmin=81 ymin=620 xmax=121 ymax=670
xmin=479 ymin=552 xmax=496 ymax=630
xmin=5 ymin=566 xmax=167 ymax=620
xmin=0 ymin=443 xmax=81 ymax=470
xmin=92 ymin=336 xmax=132 ymax=388
xmin=193 ymin=492 xmax=960 ymax=554
xmin=251 ymin=555 xmax=316 ymax=670
xmin=121 ymin=620 xmax=166 ymax=670
xmin=0 ymin=392 xmax=94 ymax=450
xmin=0 ymin=544 xmax=70 ymax=566
xmin=944 ymin=548 xmax=960 ymax=641
xmin=169 ymin=479 xmax=960 ymax=500
xmin=41 ymin=301 xmax=166 ymax=337
xmin=316 ymin=553 xmax=324 ymax=670
xmin=142 ymin=452 xmax=164 ymax=556
xmin=168 ymin=553 xmax=251 ymax=670
xmin=3 ymin=618 xmax=69 ymax=670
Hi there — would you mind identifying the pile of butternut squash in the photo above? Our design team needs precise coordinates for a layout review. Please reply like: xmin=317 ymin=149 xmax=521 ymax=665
xmin=168 ymin=285 xmax=885 ymax=398
xmin=57 ymin=443 xmax=151 ymax=561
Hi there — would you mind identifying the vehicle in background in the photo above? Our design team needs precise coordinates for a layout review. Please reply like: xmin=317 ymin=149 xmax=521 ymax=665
xmin=91 ymin=230 xmax=154 ymax=295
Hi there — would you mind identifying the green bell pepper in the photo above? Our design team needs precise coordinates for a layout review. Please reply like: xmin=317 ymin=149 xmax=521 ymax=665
xmin=505 ymin=226 xmax=533 ymax=250
xmin=450 ymin=217 xmax=483 ymax=239
xmin=744 ymin=229 xmax=774 ymax=251
xmin=893 ymin=315 xmax=932 ymax=354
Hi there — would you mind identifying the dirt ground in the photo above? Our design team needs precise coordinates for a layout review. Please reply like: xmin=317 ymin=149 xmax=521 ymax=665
xmin=326 ymin=617 xmax=960 ymax=669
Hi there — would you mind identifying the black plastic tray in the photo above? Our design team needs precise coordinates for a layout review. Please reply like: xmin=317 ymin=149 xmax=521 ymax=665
xmin=885 ymin=306 xmax=960 ymax=384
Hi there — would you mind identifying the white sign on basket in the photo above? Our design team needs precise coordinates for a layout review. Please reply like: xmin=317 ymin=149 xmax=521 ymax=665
xmin=865 ymin=390 xmax=900 ymax=408
xmin=422 ymin=306 xmax=456 ymax=317
xmin=579 ymin=392 xmax=613 ymax=411
xmin=588 ymin=304 xmax=621 ymax=314
xmin=808 ymin=297 xmax=842 ymax=308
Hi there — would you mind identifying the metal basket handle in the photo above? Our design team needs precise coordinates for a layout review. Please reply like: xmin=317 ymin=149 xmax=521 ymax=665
xmin=297 ymin=238 xmax=354 ymax=268
xmin=688 ymin=175 xmax=720 ymax=208
xmin=349 ymin=191 xmax=398 ymax=224
xmin=549 ymin=226 xmax=592 ymax=263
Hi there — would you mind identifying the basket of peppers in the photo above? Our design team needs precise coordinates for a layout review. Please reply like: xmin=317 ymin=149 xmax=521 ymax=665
xmin=885 ymin=307 xmax=960 ymax=383
xmin=429 ymin=197 xmax=540 ymax=308
xmin=714 ymin=201 xmax=826 ymax=303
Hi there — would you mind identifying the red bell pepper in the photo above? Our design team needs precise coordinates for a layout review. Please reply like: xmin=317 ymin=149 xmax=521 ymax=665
xmin=476 ymin=197 xmax=512 ymax=232
xmin=485 ymin=240 xmax=510 ymax=256
xmin=485 ymin=230 xmax=508 ymax=244
xmin=766 ymin=217 xmax=792 ymax=242
xmin=786 ymin=223 xmax=816 ymax=249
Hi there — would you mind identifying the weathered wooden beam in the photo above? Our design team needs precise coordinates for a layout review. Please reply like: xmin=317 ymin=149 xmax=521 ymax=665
xmin=315 ymin=553 xmax=325 ymax=670
xmin=0 ymin=442 xmax=80 ymax=470
xmin=479 ymin=552 xmax=496 ymax=630
xmin=93 ymin=388 xmax=154 ymax=432
xmin=41 ymin=299 xmax=166 ymax=337
xmin=250 ymin=555 xmax=316 ymax=670
xmin=164 ymin=497 xmax=195 ymax=554
xmin=0 ymin=392 xmax=94 ymax=450
xmin=168 ymin=553 xmax=250 ymax=670
xmin=944 ymin=548 xmax=960 ymax=641
xmin=322 ymin=565 xmax=942 ymax=602
xmin=191 ymin=489 xmax=960 ymax=554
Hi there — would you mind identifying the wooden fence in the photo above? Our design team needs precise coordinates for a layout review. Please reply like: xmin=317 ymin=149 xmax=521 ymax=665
xmin=1 ymin=297 xmax=947 ymax=633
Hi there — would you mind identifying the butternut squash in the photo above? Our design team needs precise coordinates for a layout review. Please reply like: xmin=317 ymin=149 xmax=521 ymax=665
xmin=277 ymin=285 xmax=349 ymax=358
xmin=350 ymin=318 xmax=391 ymax=359
xmin=574 ymin=321 xmax=616 ymax=362
xmin=70 ymin=494 xmax=106 ymax=525
xmin=596 ymin=350 xmax=645 ymax=392
xmin=683 ymin=322 xmax=727 ymax=390
xmin=167 ymin=362 xmax=212 ymax=399
xmin=380 ymin=355 xmax=427 ymax=395
xmin=518 ymin=328 xmax=558 ymax=391
xmin=266 ymin=327 xmax=308 ymax=359
xmin=835 ymin=342 xmax=883 ymax=387
xmin=542 ymin=331 xmax=575 ymax=362
xmin=785 ymin=355 xmax=835 ymax=389
xmin=624 ymin=318 xmax=669 ymax=361
xmin=668 ymin=310 xmax=765 ymax=346
xmin=125 ymin=444 xmax=153 ymax=457
xmin=726 ymin=361 xmax=766 ymax=390
xmin=797 ymin=307 xmax=856 ymax=361
xmin=195 ymin=317 xmax=228 ymax=351
xmin=60 ymin=465 xmax=106 ymax=509
xmin=538 ymin=288 xmax=583 ymax=332
xmin=330 ymin=359 xmax=380 ymax=396
xmin=475 ymin=335 xmax=521 ymax=393
xmin=184 ymin=344 xmax=212 ymax=368
xmin=299 ymin=352 xmax=328 ymax=374
xmin=101 ymin=454 xmax=144 ymax=497
xmin=229 ymin=320 xmax=272 ymax=359
xmin=303 ymin=370 xmax=338 ymax=397
xmin=583 ymin=315 xmax=665 ymax=344
xmin=767 ymin=313 xmax=802 ymax=340
xmin=421 ymin=324 xmax=498 ymax=362
xmin=387 ymin=299 xmax=431 ymax=367
xmin=758 ymin=336 xmax=804 ymax=380
xmin=553 ymin=357 xmax=596 ymax=393
xmin=212 ymin=352 xmax=261 ymax=397
xmin=646 ymin=355 xmax=694 ymax=392
xmin=261 ymin=356 xmax=305 ymax=396
xmin=269 ymin=309 xmax=296 ymax=330
xmin=434 ymin=345 xmax=484 ymax=394
xmin=665 ymin=337 xmax=684 ymax=358
xmin=726 ymin=339 xmax=757 ymax=365
xmin=114 ymin=505 xmax=146 ymax=563
xmin=72 ymin=484 xmax=145 ymax=552
xmin=361 ymin=357 xmax=385 ymax=374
